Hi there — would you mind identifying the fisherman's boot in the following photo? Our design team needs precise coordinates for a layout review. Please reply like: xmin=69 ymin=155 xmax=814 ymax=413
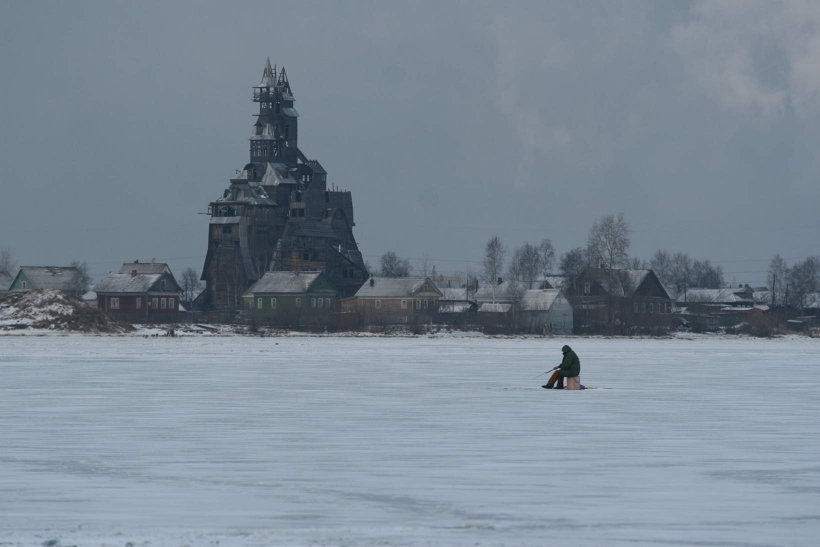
xmin=544 ymin=370 xmax=563 ymax=389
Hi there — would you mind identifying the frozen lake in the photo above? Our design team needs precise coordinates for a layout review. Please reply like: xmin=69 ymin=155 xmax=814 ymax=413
xmin=1 ymin=335 xmax=819 ymax=546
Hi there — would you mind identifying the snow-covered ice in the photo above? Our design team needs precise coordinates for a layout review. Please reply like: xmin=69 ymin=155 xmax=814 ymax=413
xmin=1 ymin=335 xmax=819 ymax=546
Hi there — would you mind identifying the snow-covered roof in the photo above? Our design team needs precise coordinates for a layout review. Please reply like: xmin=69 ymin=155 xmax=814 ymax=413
xmin=543 ymin=276 xmax=567 ymax=290
xmin=682 ymin=287 xmax=754 ymax=303
xmin=18 ymin=266 xmax=82 ymax=291
xmin=245 ymin=271 xmax=328 ymax=294
xmin=804 ymin=292 xmax=820 ymax=309
xmin=478 ymin=302 xmax=512 ymax=313
xmin=439 ymin=287 xmax=472 ymax=301
xmin=95 ymin=273 xmax=173 ymax=294
xmin=354 ymin=277 xmax=442 ymax=299
xmin=118 ymin=262 xmax=171 ymax=275
xmin=519 ymin=289 xmax=562 ymax=311
xmin=438 ymin=302 xmax=472 ymax=313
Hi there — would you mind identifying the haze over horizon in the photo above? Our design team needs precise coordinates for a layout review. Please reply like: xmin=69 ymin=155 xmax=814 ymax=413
xmin=2 ymin=1 xmax=819 ymax=286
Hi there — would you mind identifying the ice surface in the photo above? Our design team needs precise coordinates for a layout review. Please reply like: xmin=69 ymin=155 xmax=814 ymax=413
xmin=1 ymin=335 xmax=819 ymax=546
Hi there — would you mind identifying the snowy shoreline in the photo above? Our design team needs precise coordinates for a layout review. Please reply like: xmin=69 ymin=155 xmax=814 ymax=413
xmin=0 ymin=325 xmax=817 ymax=343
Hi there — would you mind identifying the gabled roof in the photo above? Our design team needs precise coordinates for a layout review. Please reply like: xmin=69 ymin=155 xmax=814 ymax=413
xmin=519 ymin=289 xmax=563 ymax=311
xmin=354 ymin=277 xmax=443 ymax=298
xmin=245 ymin=271 xmax=329 ymax=294
xmin=16 ymin=266 xmax=82 ymax=291
xmin=94 ymin=273 xmax=180 ymax=294
xmin=580 ymin=269 xmax=670 ymax=299
xmin=118 ymin=262 xmax=171 ymax=275
xmin=543 ymin=276 xmax=567 ymax=290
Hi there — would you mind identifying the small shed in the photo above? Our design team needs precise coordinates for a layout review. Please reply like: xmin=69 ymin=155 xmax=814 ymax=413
xmin=518 ymin=289 xmax=574 ymax=334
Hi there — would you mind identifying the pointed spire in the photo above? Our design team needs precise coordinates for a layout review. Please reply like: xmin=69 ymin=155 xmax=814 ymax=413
xmin=278 ymin=66 xmax=292 ymax=95
xmin=260 ymin=57 xmax=276 ymax=87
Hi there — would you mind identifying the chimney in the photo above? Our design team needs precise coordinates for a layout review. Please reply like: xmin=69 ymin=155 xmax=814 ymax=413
xmin=369 ymin=278 xmax=375 ymax=287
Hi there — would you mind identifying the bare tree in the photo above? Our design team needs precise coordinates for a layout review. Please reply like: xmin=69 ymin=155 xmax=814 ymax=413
xmin=538 ymin=239 xmax=555 ymax=282
xmin=0 ymin=249 xmax=16 ymax=274
xmin=70 ymin=261 xmax=91 ymax=293
xmin=786 ymin=257 xmax=819 ymax=309
xmin=509 ymin=242 xmax=542 ymax=289
xmin=625 ymin=257 xmax=647 ymax=269
xmin=669 ymin=252 xmax=693 ymax=289
xmin=586 ymin=213 xmax=631 ymax=269
xmin=767 ymin=254 xmax=788 ymax=307
xmin=559 ymin=247 xmax=588 ymax=278
xmin=649 ymin=249 xmax=673 ymax=283
xmin=380 ymin=251 xmax=412 ymax=277
xmin=181 ymin=267 xmax=201 ymax=303
xmin=691 ymin=259 xmax=723 ymax=288
xmin=482 ymin=235 xmax=506 ymax=302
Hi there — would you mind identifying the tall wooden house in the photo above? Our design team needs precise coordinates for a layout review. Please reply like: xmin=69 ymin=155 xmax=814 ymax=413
xmin=94 ymin=262 xmax=182 ymax=320
xmin=564 ymin=268 xmax=673 ymax=333
xmin=201 ymin=60 xmax=367 ymax=310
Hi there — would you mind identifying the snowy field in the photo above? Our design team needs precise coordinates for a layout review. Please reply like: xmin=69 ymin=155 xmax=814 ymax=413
xmin=1 ymin=335 xmax=819 ymax=546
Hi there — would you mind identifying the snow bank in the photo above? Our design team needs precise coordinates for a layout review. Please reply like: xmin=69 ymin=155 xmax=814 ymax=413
xmin=0 ymin=289 xmax=127 ymax=333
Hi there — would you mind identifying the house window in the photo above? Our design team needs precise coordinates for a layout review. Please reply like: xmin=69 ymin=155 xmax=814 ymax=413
xmin=423 ymin=299 xmax=428 ymax=309
xmin=401 ymin=299 xmax=407 ymax=309
xmin=21 ymin=281 xmax=28 ymax=289
xmin=270 ymin=297 xmax=277 ymax=309
xmin=161 ymin=298 xmax=167 ymax=309
xmin=649 ymin=303 xmax=654 ymax=313
xmin=415 ymin=299 xmax=421 ymax=309
xmin=110 ymin=297 xmax=120 ymax=310
xmin=375 ymin=299 xmax=381 ymax=309
xmin=311 ymin=297 xmax=316 ymax=308
xmin=136 ymin=297 xmax=142 ymax=309
xmin=152 ymin=297 xmax=159 ymax=309
xmin=633 ymin=302 xmax=639 ymax=313
xmin=257 ymin=298 xmax=263 ymax=309
xmin=641 ymin=302 xmax=646 ymax=313
xmin=584 ymin=282 xmax=591 ymax=295
xmin=295 ymin=297 xmax=302 ymax=308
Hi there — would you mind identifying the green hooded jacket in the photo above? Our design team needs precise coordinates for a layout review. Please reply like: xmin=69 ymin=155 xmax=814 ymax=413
xmin=558 ymin=345 xmax=580 ymax=378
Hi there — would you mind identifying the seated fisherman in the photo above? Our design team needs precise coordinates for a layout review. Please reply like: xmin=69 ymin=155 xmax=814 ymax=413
xmin=543 ymin=345 xmax=582 ymax=390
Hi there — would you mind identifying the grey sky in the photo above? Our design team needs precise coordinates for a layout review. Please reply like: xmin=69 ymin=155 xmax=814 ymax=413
xmin=2 ymin=1 xmax=819 ymax=286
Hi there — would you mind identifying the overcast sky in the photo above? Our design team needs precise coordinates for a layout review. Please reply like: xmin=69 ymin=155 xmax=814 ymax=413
xmin=2 ymin=1 xmax=820 ymax=285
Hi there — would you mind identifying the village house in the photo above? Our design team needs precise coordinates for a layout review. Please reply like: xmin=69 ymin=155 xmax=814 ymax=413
xmin=9 ymin=266 xmax=85 ymax=295
xmin=341 ymin=277 xmax=442 ymax=325
xmin=563 ymin=268 xmax=673 ymax=333
xmin=94 ymin=262 xmax=182 ymax=320
xmin=242 ymin=270 xmax=337 ymax=328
